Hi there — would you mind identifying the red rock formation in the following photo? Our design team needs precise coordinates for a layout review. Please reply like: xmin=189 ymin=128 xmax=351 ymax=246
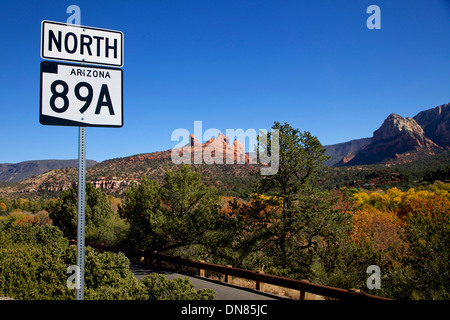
xmin=346 ymin=113 xmax=443 ymax=165
xmin=173 ymin=133 xmax=251 ymax=164
xmin=414 ymin=103 xmax=450 ymax=147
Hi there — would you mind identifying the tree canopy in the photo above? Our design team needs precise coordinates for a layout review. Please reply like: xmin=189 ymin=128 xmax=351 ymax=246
xmin=119 ymin=164 xmax=221 ymax=254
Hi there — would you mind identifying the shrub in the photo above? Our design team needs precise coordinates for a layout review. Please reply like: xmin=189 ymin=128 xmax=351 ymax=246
xmin=0 ymin=219 xmax=215 ymax=300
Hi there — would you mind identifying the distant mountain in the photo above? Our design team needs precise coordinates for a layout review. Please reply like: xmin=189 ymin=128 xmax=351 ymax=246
xmin=324 ymin=137 xmax=372 ymax=166
xmin=0 ymin=135 xmax=257 ymax=198
xmin=0 ymin=159 xmax=97 ymax=183
xmin=1 ymin=102 xmax=449 ymax=199
xmin=325 ymin=103 xmax=450 ymax=166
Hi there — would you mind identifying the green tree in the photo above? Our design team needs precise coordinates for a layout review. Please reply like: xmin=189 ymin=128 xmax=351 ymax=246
xmin=257 ymin=121 xmax=329 ymax=207
xmin=119 ymin=164 xmax=221 ymax=254
xmin=47 ymin=183 xmax=116 ymax=241
xmin=396 ymin=207 xmax=450 ymax=299
xmin=229 ymin=122 xmax=350 ymax=277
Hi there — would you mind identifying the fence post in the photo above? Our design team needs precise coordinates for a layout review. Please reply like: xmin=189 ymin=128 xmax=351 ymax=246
xmin=299 ymin=289 xmax=306 ymax=300
xmin=256 ymin=270 xmax=264 ymax=291
xmin=199 ymin=260 xmax=205 ymax=278
xmin=299 ymin=280 xmax=309 ymax=300
xmin=225 ymin=265 xmax=233 ymax=284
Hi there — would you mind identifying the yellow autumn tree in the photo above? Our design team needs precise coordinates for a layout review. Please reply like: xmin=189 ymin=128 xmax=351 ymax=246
xmin=350 ymin=204 xmax=405 ymax=252
xmin=353 ymin=187 xmax=405 ymax=211
xmin=250 ymin=193 xmax=284 ymax=207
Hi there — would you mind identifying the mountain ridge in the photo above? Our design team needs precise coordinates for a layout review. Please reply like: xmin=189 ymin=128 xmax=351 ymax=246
xmin=325 ymin=102 xmax=449 ymax=166
xmin=1 ymin=102 xmax=449 ymax=198
xmin=0 ymin=159 xmax=97 ymax=183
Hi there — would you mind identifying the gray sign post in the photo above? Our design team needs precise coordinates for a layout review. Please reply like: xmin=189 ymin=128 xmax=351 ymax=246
xmin=70 ymin=8 xmax=86 ymax=301
xmin=76 ymin=126 xmax=86 ymax=300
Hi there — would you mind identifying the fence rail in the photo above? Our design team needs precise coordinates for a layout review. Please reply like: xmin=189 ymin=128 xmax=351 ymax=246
xmin=69 ymin=240 xmax=392 ymax=301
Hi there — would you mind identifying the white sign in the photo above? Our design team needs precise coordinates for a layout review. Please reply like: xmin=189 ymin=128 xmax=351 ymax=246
xmin=41 ymin=20 xmax=124 ymax=67
xmin=40 ymin=61 xmax=123 ymax=127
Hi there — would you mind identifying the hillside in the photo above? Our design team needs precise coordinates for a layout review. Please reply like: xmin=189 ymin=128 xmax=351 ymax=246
xmin=2 ymin=148 xmax=449 ymax=201
xmin=324 ymin=137 xmax=372 ymax=166
xmin=1 ymin=102 xmax=449 ymax=199
xmin=321 ymin=150 xmax=450 ymax=190
xmin=0 ymin=136 xmax=259 ymax=200
xmin=0 ymin=159 xmax=97 ymax=183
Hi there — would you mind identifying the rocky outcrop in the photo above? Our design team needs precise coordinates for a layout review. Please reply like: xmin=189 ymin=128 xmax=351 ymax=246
xmin=372 ymin=113 xmax=438 ymax=148
xmin=91 ymin=177 xmax=129 ymax=190
xmin=413 ymin=103 xmax=450 ymax=147
xmin=345 ymin=106 xmax=447 ymax=166
xmin=174 ymin=133 xmax=251 ymax=164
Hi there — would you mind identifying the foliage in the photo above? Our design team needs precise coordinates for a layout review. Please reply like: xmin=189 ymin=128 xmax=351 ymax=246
xmin=351 ymin=183 xmax=450 ymax=219
xmin=345 ymin=183 xmax=450 ymax=299
xmin=321 ymin=150 xmax=450 ymax=191
xmin=140 ymin=274 xmax=215 ymax=300
xmin=349 ymin=204 xmax=405 ymax=252
xmin=397 ymin=196 xmax=450 ymax=299
xmin=46 ymin=183 xmax=127 ymax=245
xmin=0 ymin=197 xmax=47 ymax=216
xmin=0 ymin=209 xmax=52 ymax=227
xmin=226 ymin=189 xmax=351 ymax=278
xmin=310 ymin=240 xmax=377 ymax=290
xmin=119 ymin=164 xmax=221 ymax=254
xmin=85 ymin=213 xmax=129 ymax=247
xmin=0 ymin=218 xmax=77 ymax=300
xmin=256 ymin=121 xmax=329 ymax=208
xmin=0 ymin=217 xmax=215 ymax=300
xmin=217 ymin=122 xmax=351 ymax=280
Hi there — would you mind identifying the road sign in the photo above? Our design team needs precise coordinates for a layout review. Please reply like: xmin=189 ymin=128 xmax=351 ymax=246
xmin=41 ymin=20 xmax=124 ymax=67
xmin=40 ymin=61 xmax=123 ymax=127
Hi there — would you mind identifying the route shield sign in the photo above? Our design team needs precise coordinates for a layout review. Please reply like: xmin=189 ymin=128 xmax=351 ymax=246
xmin=40 ymin=61 xmax=123 ymax=127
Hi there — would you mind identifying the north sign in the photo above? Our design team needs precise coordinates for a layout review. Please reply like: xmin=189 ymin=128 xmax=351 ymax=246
xmin=41 ymin=20 xmax=124 ymax=67
xmin=40 ymin=61 xmax=123 ymax=127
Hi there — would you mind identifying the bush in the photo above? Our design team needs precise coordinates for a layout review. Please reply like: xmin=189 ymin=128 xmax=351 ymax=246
xmin=47 ymin=183 xmax=117 ymax=241
xmin=0 ymin=221 xmax=74 ymax=299
xmin=0 ymin=219 xmax=215 ymax=300
xmin=140 ymin=274 xmax=215 ymax=300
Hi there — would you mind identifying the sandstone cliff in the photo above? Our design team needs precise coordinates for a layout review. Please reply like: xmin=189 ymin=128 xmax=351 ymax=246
xmin=173 ymin=133 xmax=251 ymax=164
xmin=344 ymin=104 xmax=449 ymax=166
xmin=414 ymin=103 xmax=450 ymax=147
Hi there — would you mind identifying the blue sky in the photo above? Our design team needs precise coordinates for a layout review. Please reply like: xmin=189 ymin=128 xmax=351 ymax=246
xmin=0 ymin=0 xmax=449 ymax=163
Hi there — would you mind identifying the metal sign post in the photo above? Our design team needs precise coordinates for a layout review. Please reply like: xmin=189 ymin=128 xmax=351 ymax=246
xmin=76 ymin=126 xmax=86 ymax=300
xmin=71 ymin=9 xmax=86 ymax=301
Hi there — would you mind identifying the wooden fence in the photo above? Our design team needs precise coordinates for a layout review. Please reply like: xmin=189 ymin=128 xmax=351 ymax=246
xmin=69 ymin=240 xmax=392 ymax=301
